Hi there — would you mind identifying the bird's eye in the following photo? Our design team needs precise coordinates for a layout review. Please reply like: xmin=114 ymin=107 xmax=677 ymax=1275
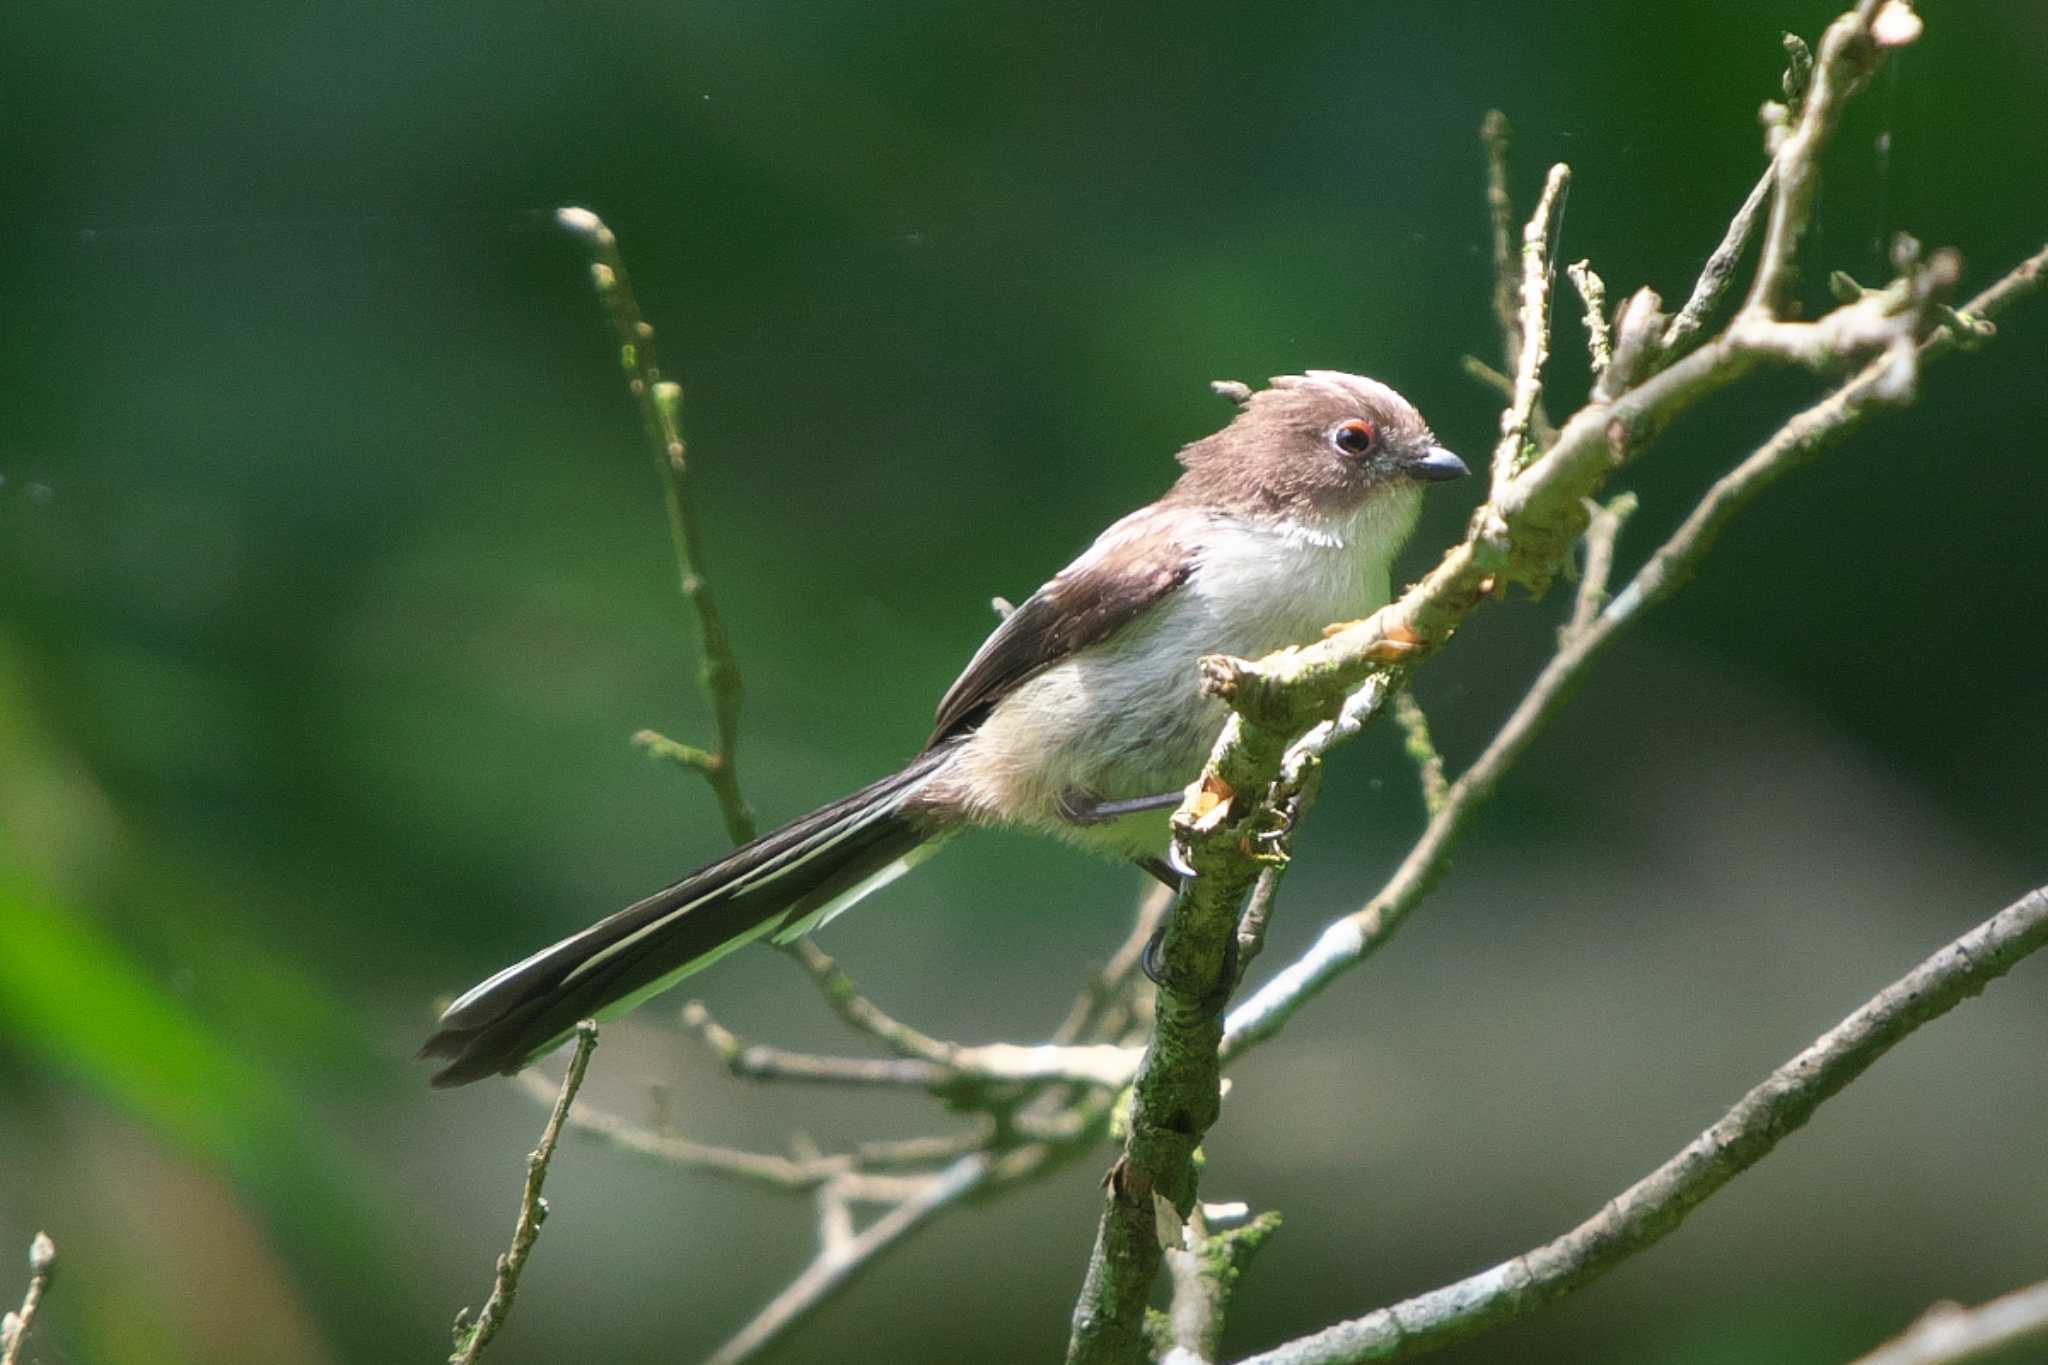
xmin=1331 ymin=419 xmax=1378 ymax=456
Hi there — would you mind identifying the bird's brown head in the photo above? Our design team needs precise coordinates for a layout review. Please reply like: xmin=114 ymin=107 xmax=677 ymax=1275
xmin=1168 ymin=370 xmax=1466 ymax=526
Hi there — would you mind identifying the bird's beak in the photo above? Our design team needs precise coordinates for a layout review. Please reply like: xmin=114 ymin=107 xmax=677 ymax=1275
xmin=1407 ymin=445 xmax=1469 ymax=482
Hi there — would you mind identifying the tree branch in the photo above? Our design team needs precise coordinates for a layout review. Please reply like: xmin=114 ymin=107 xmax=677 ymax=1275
xmin=559 ymin=207 xmax=756 ymax=845
xmin=1233 ymin=885 xmax=2048 ymax=1365
xmin=450 ymin=1021 xmax=598 ymax=1365
xmin=1221 ymin=235 xmax=2045 ymax=1063
xmin=0 ymin=1233 xmax=55 ymax=1365
xmin=1561 ymin=492 xmax=1635 ymax=646
xmin=681 ymin=998 xmax=1139 ymax=1093
xmin=1490 ymin=162 xmax=1571 ymax=500
xmin=1481 ymin=111 xmax=1520 ymax=369
xmin=1565 ymin=260 xmax=1612 ymax=377
xmin=1061 ymin=4 xmax=2036 ymax=1348
xmin=516 ymin=1067 xmax=988 ymax=1192
xmin=778 ymin=937 xmax=959 ymax=1065
xmin=1743 ymin=2 xmax=1901 ymax=321
xmin=1389 ymin=689 xmax=1448 ymax=818
xmin=1162 ymin=1210 xmax=1285 ymax=1365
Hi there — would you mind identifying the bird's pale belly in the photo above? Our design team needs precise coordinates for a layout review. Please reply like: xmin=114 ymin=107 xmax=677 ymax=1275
xmin=920 ymin=529 xmax=1397 ymax=860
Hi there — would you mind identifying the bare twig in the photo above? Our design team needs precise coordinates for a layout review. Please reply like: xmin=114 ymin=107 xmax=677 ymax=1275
xmin=1390 ymin=690 xmax=1448 ymax=817
xmin=1233 ymin=885 xmax=2048 ymax=1365
xmin=703 ymin=1154 xmax=996 ymax=1365
xmin=0 ymin=1234 xmax=55 ymax=1365
xmin=1481 ymin=111 xmax=1520 ymax=368
xmin=1743 ymin=4 xmax=1905 ymax=320
xmin=1846 ymin=1279 xmax=2048 ymax=1365
xmin=1561 ymin=492 xmax=1636 ymax=645
xmin=1662 ymin=160 xmax=1775 ymax=355
xmin=516 ymin=1067 xmax=987 ymax=1191
xmin=1054 ymin=880 xmax=1174 ymax=1046
xmin=682 ymin=999 xmax=1138 ymax=1093
xmin=632 ymin=727 xmax=722 ymax=774
xmin=559 ymin=207 xmax=756 ymax=844
xmin=1458 ymin=355 xmax=1513 ymax=401
xmin=684 ymin=1001 xmax=954 ymax=1090
xmin=451 ymin=1021 xmax=599 ymax=1365
xmin=1565 ymin=260 xmax=1612 ymax=376
xmin=779 ymin=938 xmax=958 ymax=1064
xmin=1490 ymin=163 xmax=1572 ymax=499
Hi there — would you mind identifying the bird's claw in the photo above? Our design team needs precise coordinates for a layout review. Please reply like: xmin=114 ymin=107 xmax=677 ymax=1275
xmin=1140 ymin=920 xmax=1240 ymax=1010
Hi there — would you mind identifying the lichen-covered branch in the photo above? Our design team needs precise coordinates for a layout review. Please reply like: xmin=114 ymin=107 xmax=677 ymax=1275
xmin=1490 ymin=162 xmax=1571 ymax=499
xmin=1232 ymin=885 xmax=2048 ymax=1365
xmin=558 ymin=207 xmax=756 ymax=845
xmin=1161 ymin=1211 xmax=1285 ymax=1365
xmin=1565 ymin=260 xmax=1612 ymax=377
xmin=1390 ymin=690 xmax=1447 ymax=818
xmin=0 ymin=1233 xmax=55 ymax=1365
xmin=1061 ymin=7 xmax=2042 ymax=1354
xmin=450 ymin=1021 xmax=598 ymax=1365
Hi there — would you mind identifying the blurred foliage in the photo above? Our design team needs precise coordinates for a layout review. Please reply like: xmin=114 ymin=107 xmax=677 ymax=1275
xmin=1 ymin=1 xmax=2043 ymax=1363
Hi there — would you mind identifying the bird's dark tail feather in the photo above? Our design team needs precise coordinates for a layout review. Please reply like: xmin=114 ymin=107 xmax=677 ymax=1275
xmin=421 ymin=747 xmax=953 ymax=1087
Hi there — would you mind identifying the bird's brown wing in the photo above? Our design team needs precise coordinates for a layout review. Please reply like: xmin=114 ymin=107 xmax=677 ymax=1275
xmin=926 ymin=505 xmax=1202 ymax=748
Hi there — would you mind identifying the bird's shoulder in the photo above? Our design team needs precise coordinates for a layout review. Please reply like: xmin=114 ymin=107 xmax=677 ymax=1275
xmin=925 ymin=503 xmax=1209 ymax=746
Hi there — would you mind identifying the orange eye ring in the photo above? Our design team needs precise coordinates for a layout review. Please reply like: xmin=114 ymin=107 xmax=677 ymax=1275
xmin=1331 ymin=419 xmax=1378 ymax=456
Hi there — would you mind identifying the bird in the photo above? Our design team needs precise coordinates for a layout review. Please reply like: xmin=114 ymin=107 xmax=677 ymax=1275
xmin=422 ymin=370 xmax=1466 ymax=1086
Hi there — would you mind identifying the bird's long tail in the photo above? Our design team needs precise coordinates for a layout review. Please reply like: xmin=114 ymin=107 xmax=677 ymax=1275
xmin=421 ymin=746 xmax=953 ymax=1086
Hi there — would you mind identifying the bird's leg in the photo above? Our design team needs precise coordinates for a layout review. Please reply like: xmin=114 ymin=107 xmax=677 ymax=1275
xmin=1057 ymin=787 xmax=1186 ymax=827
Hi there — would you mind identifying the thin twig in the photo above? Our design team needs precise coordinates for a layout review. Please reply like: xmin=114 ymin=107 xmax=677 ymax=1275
xmin=1054 ymin=880 xmax=1175 ymax=1046
xmin=1561 ymin=492 xmax=1636 ymax=646
xmin=779 ymin=938 xmax=958 ymax=1064
xmin=1565 ymin=260 xmax=1612 ymax=376
xmin=1390 ymin=690 xmax=1448 ymax=817
xmin=632 ymin=727 xmax=722 ymax=773
xmin=1489 ymin=163 xmax=1571 ymax=499
xmin=559 ymin=207 xmax=756 ymax=844
xmin=1846 ymin=1279 xmax=2048 ymax=1365
xmin=682 ymin=999 xmax=1141 ymax=1092
xmin=1233 ymin=885 xmax=2048 ymax=1365
xmin=515 ymin=1068 xmax=988 ymax=1191
xmin=1237 ymin=673 xmax=1398 ymax=978
xmin=1481 ymin=111 xmax=1520 ymax=368
xmin=0 ymin=1234 xmax=55 ymax=1365
xmin=1743 ymin=5 xmax=1903 ymax=321
xmin=702 ymin=1155 xmax=996 ymax=1365
xmin=451 ymin=1021 xmax=599 ymax=1365
xmin=1662 ymin=159 xmax=1775 ymax=355
xmin=1459 ymin=355 xmax=1514 ymax=400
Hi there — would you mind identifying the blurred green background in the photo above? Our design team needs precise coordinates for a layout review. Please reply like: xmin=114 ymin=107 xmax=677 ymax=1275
xmin=2 ymin=1 xmax=2044 ymax=1362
